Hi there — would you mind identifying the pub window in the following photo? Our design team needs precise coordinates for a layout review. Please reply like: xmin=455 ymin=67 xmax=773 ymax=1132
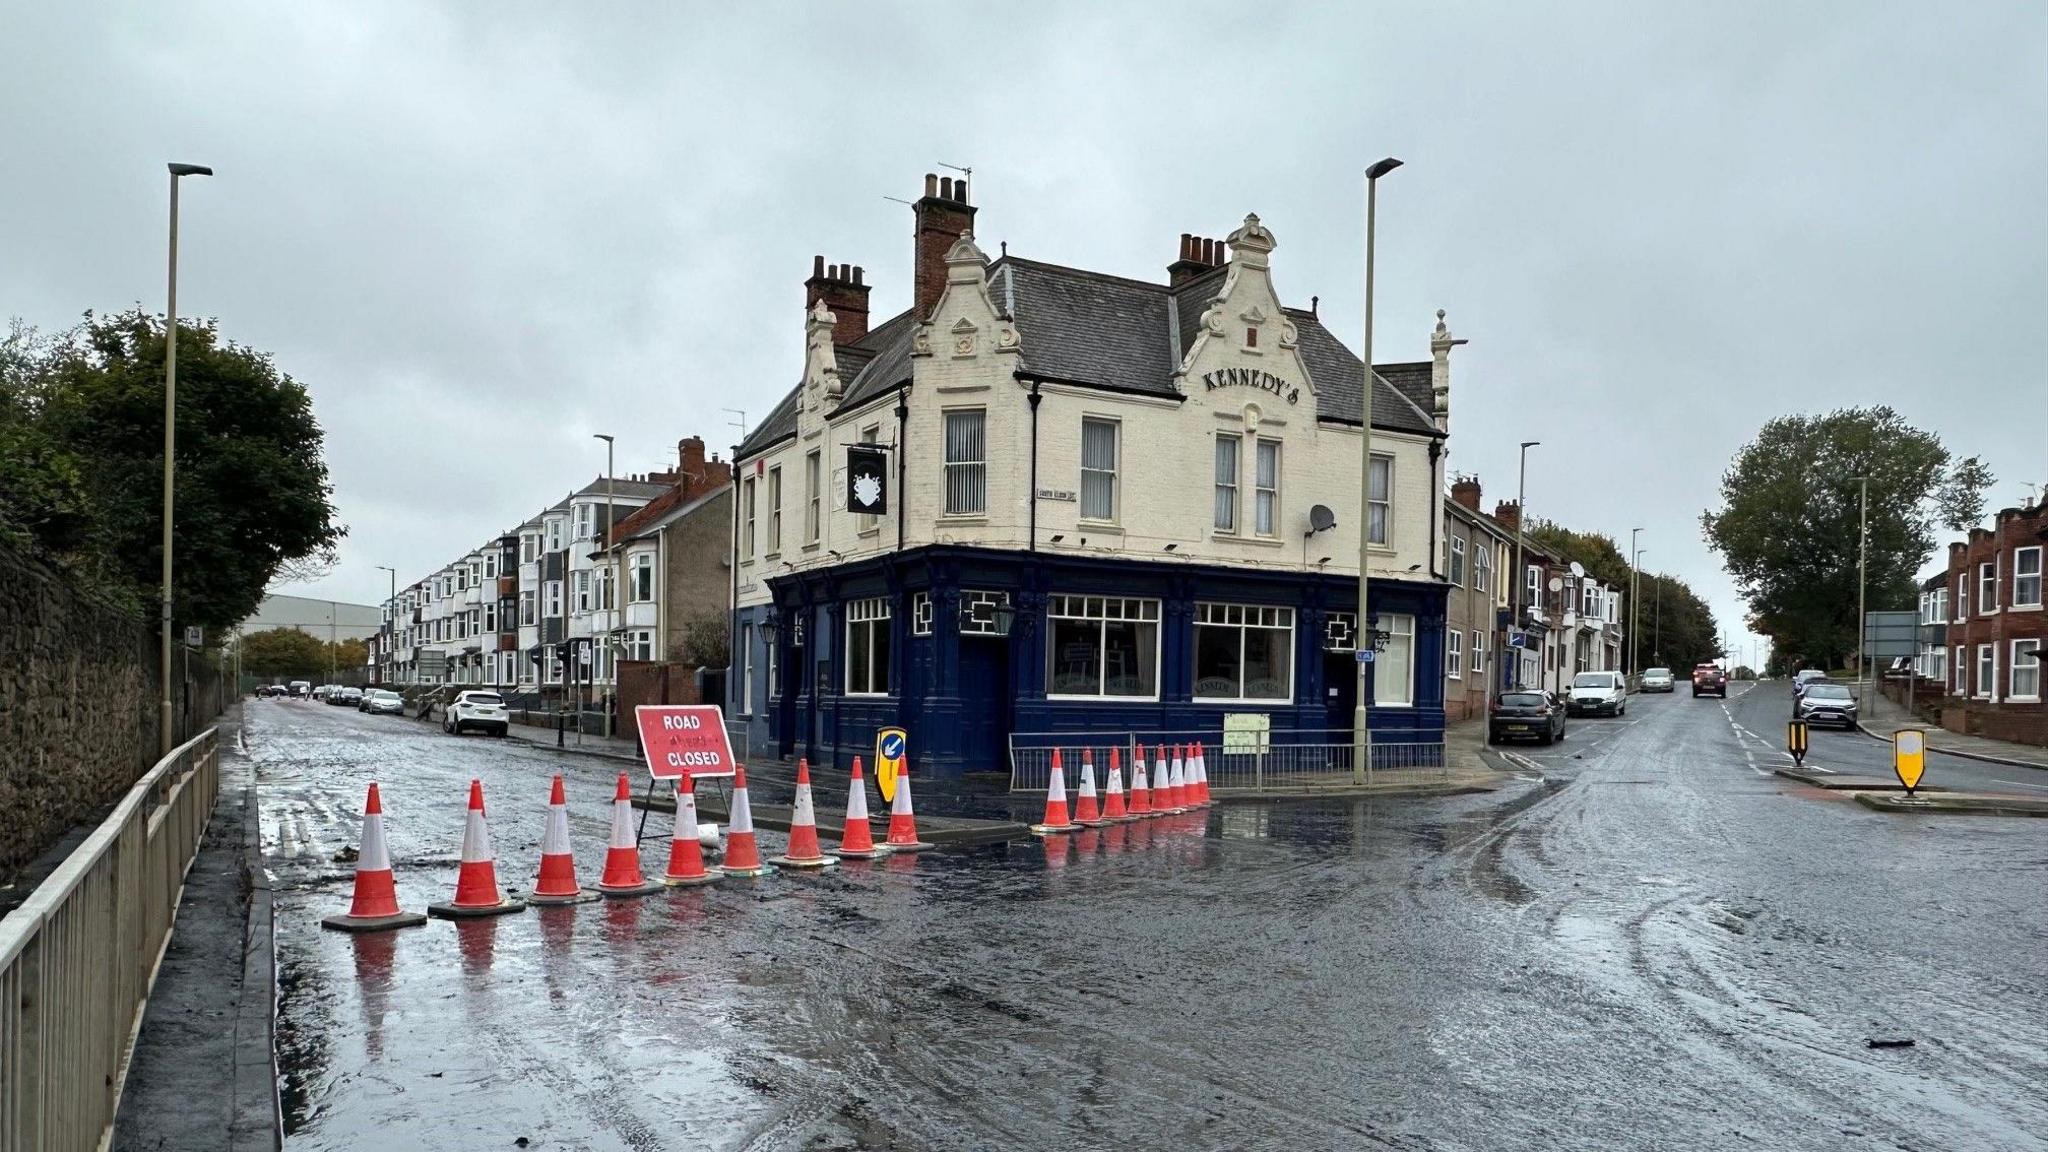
xmin=768 ymin=466 xmax=783 ymax=553
xmin=1080 ymin=418 xmax=1118 ymax=521
xmin=944 ymin=409 xmax=986 ymax=515
xmin=1047 ymin=595 xmax=1159 ymax=699
xmin=1193 ymin=603 xmax=1294 ymax=701
xmin=805 ymin=450 xmax=821 ymax=544
xmin=1367 ymin=454 xmax=1392 ymax=546
xmin=960 ymin=589 xmax=1012 ymax=636
xmin=845 ymin=597 xmax=894 ymax=696
xmin=911 ymin=591 xmax=933 ymax=636
xmin=1213 ymin=435 xmax=1239 ymax=532
xmin=1373 ymin=614 xmax=1416 ymax=706
xmin=1254 ymin=439 xmax=1280 ymax=536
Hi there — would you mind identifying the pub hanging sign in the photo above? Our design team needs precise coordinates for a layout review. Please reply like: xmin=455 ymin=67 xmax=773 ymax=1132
xmin=846 ymin=445 xmax=888 ymax=515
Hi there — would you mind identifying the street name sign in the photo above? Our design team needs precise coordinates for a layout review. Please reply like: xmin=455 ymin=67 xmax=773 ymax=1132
xmin=1893 ymin=728 xmax=1926 ymax=794
xmin=634 ymin=704 xmax=737 ymax=780
xmin=1355 ymin=649 xmax=1376 ymax=664
xmin=875 ymin=726 xmax=907 ymax=803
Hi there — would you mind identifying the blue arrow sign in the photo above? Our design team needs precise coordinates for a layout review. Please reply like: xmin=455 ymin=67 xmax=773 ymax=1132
xmin=1355 ymin=649 xmax=1375 ymax=664
xmin=881 ymin=732 xmax=906 ymax=759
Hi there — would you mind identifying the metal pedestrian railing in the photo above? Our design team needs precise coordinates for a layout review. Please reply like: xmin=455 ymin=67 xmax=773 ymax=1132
xmin=1007 ymin=727 xmax=1446 ymax=794
xmin=0 ymin=728 xmax=220 ymax=1152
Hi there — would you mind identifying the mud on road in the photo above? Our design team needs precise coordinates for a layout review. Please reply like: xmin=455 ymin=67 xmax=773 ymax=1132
xmin=254 ymin=696 xmax=2048 ymax=1151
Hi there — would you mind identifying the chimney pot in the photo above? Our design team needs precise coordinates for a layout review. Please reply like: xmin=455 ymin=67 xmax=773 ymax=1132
xmin=959 ymin=177 xmax=969 ymax=203
xmin=812 ymin=254 xmax=825 ymax=278
xmin=1204 ymin=238 xmax=1218 ymax=264
xmin=852 ymin=265 xmax=863 ymax=286
xmin=940 ymin=176 xmax=954 ymax=201
xmin=924 ymin=173 xmax=938 ymax=197
xmin=1180 ymin=233 xmax=1193 ymax=260
xmin=913 ymin=170 xmax=978 ymax=318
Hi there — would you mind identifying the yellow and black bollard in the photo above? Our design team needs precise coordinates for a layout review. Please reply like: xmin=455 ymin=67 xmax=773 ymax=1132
xmin=1786 ymin=719 xmax=1809 ymax=766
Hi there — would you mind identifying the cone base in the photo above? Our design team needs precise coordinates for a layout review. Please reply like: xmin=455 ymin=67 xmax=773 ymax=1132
xmin=1029 ymin=822 xmax=1080 ymax=836
xmin=1075 ymin=817 xmax=1107 ymax=827
xmin=320 ymin=910 xmax=427 ymax=933
xmin=428 ymin=896 xmax=528 ymax=920
xmin=1106 ymin=814 xmax=1140 ymax=823
xmin=596 ymin=879 xmax=667 ymax=899
xmin=661 ymin=871 xmax=721 ymax=887
xmin=769 ymin=854 xmax=841 ymax=870
xmin=831 ymin=845 xmax=892 ymax=859
xmin=528 ymin=887 xmax=602 ymax=905
xmin=883 ymin=839 xmax=935 ymax=852
xmin=719 ymin=862 xmax=772 ymax=877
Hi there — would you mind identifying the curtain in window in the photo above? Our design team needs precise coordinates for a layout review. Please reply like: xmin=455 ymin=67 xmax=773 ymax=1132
xmin=1081 ymin=420 xmax=1117 ymax=520
xmin=1254 ymin=440 xmax=1278 ymax=535
xmin=945 ymin=410 xmax=986 ymax=514
xmin=1367 ymin=456 xmax=1390 ymax=545
xmin=1214 ymin=436 xmax=1239 ymax=530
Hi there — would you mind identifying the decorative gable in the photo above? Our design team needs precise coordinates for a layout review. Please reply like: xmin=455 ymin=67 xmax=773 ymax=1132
xmin=1178 ymin=213 xmax=1313 ymax=408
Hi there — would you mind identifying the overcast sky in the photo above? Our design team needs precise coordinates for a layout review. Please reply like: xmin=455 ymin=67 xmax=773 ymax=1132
xmin=8 ymin=1 xmax=2045 ymax=667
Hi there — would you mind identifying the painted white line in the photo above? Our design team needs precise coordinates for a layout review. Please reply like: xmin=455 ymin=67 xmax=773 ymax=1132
xmin=1996 ymin=778 xmax=2048 ymax=791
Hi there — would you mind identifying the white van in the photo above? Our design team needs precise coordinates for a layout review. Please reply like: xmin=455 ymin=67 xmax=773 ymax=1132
xmin=1567 ymin=671 xmax=1628 ymax=717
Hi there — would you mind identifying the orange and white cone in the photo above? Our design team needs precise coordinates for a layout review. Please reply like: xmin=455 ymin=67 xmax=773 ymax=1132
xmin=1191 ymin=744 xmax=1211 ymax=806
xmin=530 ymin=774 xmax=600 ymax=904
xmin=322 ymin=783 xmax=427 ymax=932
xmin=720 ymin=765 xmax=771 ymax=876
xmin=771 ymin=759 xmax=840 ymax=870
xmin=1152 ymin=747 xmax=1181 ymax=814
xmin=661 ymin=775 xmax=720 ymax=886
xmin=1073 ymin=752 xmax=1105 ymax=827
xmin=833 ymin=757 xmax=889 ymax=859
xmin=885 ymin=761 xmax=935 ymax=852
xmin=597 ymin=773 xmax=663 ymax=897
xmin=1102 ymin=747 xmax=1130 ymax=822
xmin=1128 ymin=743 xmax=1155 ymax=817
xmin=430 ymin=779 xmax=526 ymax=919
xmin=1031 ymin=748 xmax=1079 ymax=836
xmin=1168 ymin=746 xmax=1189 ymax=811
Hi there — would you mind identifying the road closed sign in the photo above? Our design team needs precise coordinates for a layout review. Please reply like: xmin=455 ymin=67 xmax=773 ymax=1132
xmin=875 ymin=727 xmax=907 ymax=803
xmin=635 ymin=704 xmax=737 ymax=780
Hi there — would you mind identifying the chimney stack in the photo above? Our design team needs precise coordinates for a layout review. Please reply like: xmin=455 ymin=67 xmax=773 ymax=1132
xmin=804 ymin=256 xmax=872 ymax=345
xmin=915 ymin=173 xmax=977 ymax=319
xmin=1168 ymin=232 xmax=1226 ymax=287
xmin=1452 ymin=476 xmax=1483 ymax=513
xmin=1493 ymin=499 xmax=1522 ymax=536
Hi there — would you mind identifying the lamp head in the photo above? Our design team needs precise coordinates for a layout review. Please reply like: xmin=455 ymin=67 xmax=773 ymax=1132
xmin=168 ymin=163 xmax=213 ymax=177
xmin=1366 ymin=157 xmax=1403 ymax=180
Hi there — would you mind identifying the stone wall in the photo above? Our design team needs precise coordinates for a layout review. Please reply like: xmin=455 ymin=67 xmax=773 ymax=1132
xmin=0 ymin=542 xmax=223 ymax=879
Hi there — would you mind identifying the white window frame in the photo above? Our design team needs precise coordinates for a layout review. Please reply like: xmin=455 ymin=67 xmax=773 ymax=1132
xmin=805 ymin=449 xmax=821 ymax=544
xmin=1471 ymin=629 xmax=1485 ymax=675
xmin=2015 ymin=546 xmax=2043 ymax=609
xmin=1448 ymin=535 xmax=1466 ymax=587
xmin=1474 ymin=542 xmax=1492 ymax=594
xmin=1980 ymin=561 xmax=1998 ymax=614
xmin=2011 ymin=639 xmax=2041 ymax=702
xmin=742 ymin=477 xmax=758 ymax=560
xmin=1955 ymin=577 xmax=1968 ymax=622
xmin=544 ymin=580 xmax=563 ymax=618
xmin=1046 ymin=595 xmax=1162 ymax=701
xmin=1953 ymin=645 xmax=1967 ymax=694
xmin=959 ymin=589 xmax=1013 ymax=637
xmin=1447 ymin=628 xmax=1464 ymax=680
xmin=546 ymin=518 xmax=565 ymax=552
xmin=574 ymin=503 xmax=594 ymax=541
xmin=738 ymin=622 xmax=753 ymax=715
xmin=844 ymin=597 xmax=893 ymax=696
xmin=1192 ymin=603 xmax=1295 ymax=703
xmin=943 ymin=408 xmax=987 ymax=517
xmin=1080 ymin=416 xmax=1120 ymax=523
xmin=1372 ymin=613 xmax=1416 ymax=707
xmin=1213 ymin=434 xmax=1239 ymax=533
xmin=768 ymin=467 xmax=783 ymax=554
xmin=1976 ymin=644 xmax=1996 ymax=700
xmin=520 ymin=532 xmax=538 ymax=564
xmin=574 ymin=571 xmax=591 ymax=612
xmin=1366 ymin=453 xmax=1393 ymax=547
xmin=630 ymin=553 xmax=655 ymax=603
xmin=911 ymin=591 xmax=933 ymax=636
xmin=483 ymin=602 xmax=497 ymax=633
xmin=1254 ymin=438 xmax=1280 ymax=537
xmin=519 ymin=589 xmax=536 ymax=626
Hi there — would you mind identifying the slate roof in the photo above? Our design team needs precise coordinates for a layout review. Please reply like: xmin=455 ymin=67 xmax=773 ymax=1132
xmin=736 ymin=254 xmax=1441 ymax=461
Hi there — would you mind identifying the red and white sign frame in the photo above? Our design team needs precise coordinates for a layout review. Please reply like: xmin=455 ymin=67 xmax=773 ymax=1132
xmin=634 ymin=704 xmax=738 ymax=780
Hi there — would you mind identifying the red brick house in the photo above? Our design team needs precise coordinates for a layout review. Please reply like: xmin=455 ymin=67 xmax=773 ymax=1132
xmin=1940 ymin=500 xmax=2048 ymax=745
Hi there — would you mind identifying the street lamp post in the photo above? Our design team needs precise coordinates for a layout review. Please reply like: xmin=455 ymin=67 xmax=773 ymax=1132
xmin=1854 ymin=474 xmax=1870 ymax=705
xmin=1628 ymin=529 xmax=1644 ymax=677
xmin=376 ymin=565 xmax=396 ymax=685
xmin=1352 ymin=156 xmax=1401 ymax=785
xmin=159 ymin=162 xmax=212 ymax=757
xmin=1511 ymin=441 xmax=1539 ymax=689
xmin=595 ymin=433 xmax=618 ymax=740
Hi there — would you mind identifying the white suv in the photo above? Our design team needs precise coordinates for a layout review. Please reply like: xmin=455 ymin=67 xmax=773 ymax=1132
xmin=1567 ymin=671 xmax=1628 ymax=717
xmin=444 ymin=691 xmax=510 ymax=737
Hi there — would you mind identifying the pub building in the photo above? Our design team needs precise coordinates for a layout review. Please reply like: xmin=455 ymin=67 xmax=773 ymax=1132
xmin=729 ymin=174 xmax=1460 ymax=779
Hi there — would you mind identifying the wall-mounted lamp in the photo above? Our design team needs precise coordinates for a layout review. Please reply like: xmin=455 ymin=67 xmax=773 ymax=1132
xmin=827 ymin=549 xmax=844 ymax=561
xmin=1163 ymin=543 xmax=1178 ymax=552
xmin=1049 ymin=534 xmax=1065 ymax=544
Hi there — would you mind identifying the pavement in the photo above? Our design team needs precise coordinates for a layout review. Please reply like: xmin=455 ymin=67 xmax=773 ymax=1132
xmin=232 ymin=688 xmax=2048 ymax=1150
xmin=1856 ymin=686 xmax=2048 ymax=771
xmin=112 ymin=706 xmax=281 ymax=1152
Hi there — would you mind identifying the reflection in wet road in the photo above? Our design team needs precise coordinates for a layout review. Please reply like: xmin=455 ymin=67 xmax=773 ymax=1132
xmin=256 ymin=695 xmax=2048 ymax=1150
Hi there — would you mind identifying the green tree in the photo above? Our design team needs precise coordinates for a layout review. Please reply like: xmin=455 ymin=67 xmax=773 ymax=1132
xmin=0 ymin=309 xmax=344 ymax=630
xmin=1525 ymin=521 xmax=1632 ymax=591
xmin=1703 ymin=406 xmax=1989 ymax=670
xmin=1639 ymin=572 xmax=1723 ymax=671
xmin=328 ymin=637 xmax=370 ymax=675
xmin=238 ymin=627 xmax=329 ymax=678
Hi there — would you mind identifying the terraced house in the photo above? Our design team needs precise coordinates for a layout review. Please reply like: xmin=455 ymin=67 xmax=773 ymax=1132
xmin=1939 ymin=498 xmax=2048 ymax=745
xmin=730 ymin=174 xmax=1464 ymax=777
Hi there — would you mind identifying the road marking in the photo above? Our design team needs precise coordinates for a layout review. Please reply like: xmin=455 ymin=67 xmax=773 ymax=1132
xmin=1996 ymin=778 xmax=2048 ymax=791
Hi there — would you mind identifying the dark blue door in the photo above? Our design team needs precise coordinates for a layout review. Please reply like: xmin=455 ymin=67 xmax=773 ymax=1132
xmin=956 ymin=636 xmax=1011 ymax=774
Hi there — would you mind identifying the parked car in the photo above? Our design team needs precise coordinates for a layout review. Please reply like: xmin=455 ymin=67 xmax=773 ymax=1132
xmin=1640 ymin=667 xmax=1676 ymax=693
xmin=289 ymin=680 xmax=311 ymax=698
xmin=1567 ymin=671 xmax=1628 ymax=717
xmin=1692 ymin=665 xmax=1727 ymax=698
xmin=362 ymin=689 xmax=405 ymax=716
xmin=311 ymin=684 xmax=332 ymax=700
xmin=444 ymin=690 xmax=510 ymax=737
xmin=1792 ymin=669 xmax=1828 ymax=699
xmin=1795 ymin=682 xmax=1860 ymax=729
xmin=1488 ymin=690 xmax=1567 ymax=745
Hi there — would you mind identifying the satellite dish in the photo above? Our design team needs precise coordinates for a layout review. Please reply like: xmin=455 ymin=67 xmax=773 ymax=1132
xmin=1569 ymin=561 xmax=1586 ymax=578
xmin=1308 ymin=504 xmax=1336 ymax=534
xmin=1547 ymin=577 xmax=1564 ymax=592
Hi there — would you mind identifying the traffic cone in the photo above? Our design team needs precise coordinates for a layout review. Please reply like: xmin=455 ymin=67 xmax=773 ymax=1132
xmin=885 ymin=761 xmax=935 ymax=852
xmin=720 ymin=765 xmax=771 ymax=876
xmin=1128 ymin=742 xmax=1155 ymax=818
xmin=1031 ymin=748 xmax=1079 ymax=836
xmin=1153 ymin=746 xmax=1181 ymax=814
xmin=771 ymin=759 xmax=840 ymax=870
xmin=833 ymin=757 xmax=889 ymax=859
xmin=322 ymin=783 xmax=428 ymax=932
xmin=1192 ymin=744 xmax=1211 ymax=806
xmin=429 ymin=779 xmax=526 ymax=919
xmin=529 ymin=774 xmax=600 ymax=904
xmin=597 ymin=773 xmax=664 ymax=897
xmin=1168 ymin=746 xmax=1188 ymax=810
xmin=1102 ymin=747 xmax=1130 ymax=822
xmin=1073 ymin=752 xmax=1105 ymax=826
xmin=661 ymin=776 xmax=720 ymax=887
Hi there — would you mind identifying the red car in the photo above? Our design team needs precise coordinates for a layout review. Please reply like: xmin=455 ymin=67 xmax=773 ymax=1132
xmin=1692 ymin=664 xmax=1727 ymax=698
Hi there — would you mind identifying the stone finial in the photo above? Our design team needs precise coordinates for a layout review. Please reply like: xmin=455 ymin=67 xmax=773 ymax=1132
xmin=1429 ymin=308 xmax=1464 ymax=430
xmin=1225 ymin=213 xmax=1277 ymax=264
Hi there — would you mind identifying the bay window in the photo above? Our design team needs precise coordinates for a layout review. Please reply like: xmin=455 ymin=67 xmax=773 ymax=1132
xmin=631 ymin=553 xmax=655 ymax=603
xmin=1193 ymin=603 xmax=1294 ymax=701
xmin=1981 ymin=561 xmax=1998 ymax=613
xmin=2016 ymin=547 xmax=2042 ymax=608
xmin=1048 ymin=595 xmax=1159 ymax=699
xmin=2012 ymin=640 xmax=2041 ymax=700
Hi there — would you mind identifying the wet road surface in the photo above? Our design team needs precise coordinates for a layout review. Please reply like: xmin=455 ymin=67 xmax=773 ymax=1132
xmin=254 ymin=693 xmax=2048 ymax=1150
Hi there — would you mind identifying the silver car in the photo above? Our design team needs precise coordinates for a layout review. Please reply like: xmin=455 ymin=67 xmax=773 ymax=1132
xmin=1640 ymin=667 xmax=1676 ymax=693
xmin=1796 ymin=682 xmax=1859 ymax=729
xmin=363 ymin=689 xmax=405 ymax=716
